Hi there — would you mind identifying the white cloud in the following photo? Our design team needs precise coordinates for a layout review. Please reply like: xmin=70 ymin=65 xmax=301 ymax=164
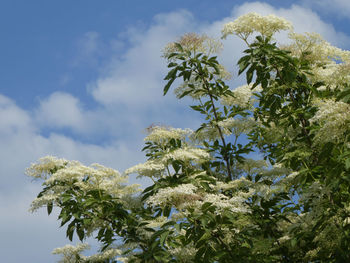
xmin=89 ymin=10 xmax=197 ymax=107
xmin=73 ymin=31 xmax=102 ymax=67
xmin=0 ymin=94 xmax=149 ymax=262
xmin=302 ymin=0 xmax=350 ymax=19
xmin=35 ymin=92 xmax=85 ymax=130
xmin=0 ymin=94 xmax=34 ymax=135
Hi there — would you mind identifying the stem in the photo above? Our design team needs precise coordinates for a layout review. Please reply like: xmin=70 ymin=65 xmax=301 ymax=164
xmin=198 ymin=72 xmax=233 ymax=181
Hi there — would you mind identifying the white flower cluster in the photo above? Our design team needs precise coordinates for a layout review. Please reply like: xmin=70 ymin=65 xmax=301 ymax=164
xmin=222 ymin=12 xmax=292 ymax=39
xmin=191 ymin=124 xmax=222 ymax=142
xmin=125 ymin=160 xmax=166 ymax=178
xmin=145 ymin=216 xmax=169 ymax=228
xmin=144 ymin=126 xmax=193 ymax=144
xmin=221 ymin=84 xmax=261 ymax=108
xmin=146 ymin=180 xmax=252 ymax=215
xmin=310 ymin=99 xmax=350 ymax=143
xmin=126 ymin=146 xmax=210 ymax=179
xmin=27 ymin=156 xmax=140 ymax=212
xmin=199 ymin=193 xmax=251 ymax=214
xmin=215 ymin=176 xmax=253 ymax=191
xmin=163 ymin=33 xmax=223 ymax=57
xmin=82 ymin=248 xmax=121 ymax=262
xmin=284 ymin=32 xmax=350 ymax=90
xmin=52 ymin=243 xmax=89 ymax=263
xmin=312 ymin=62 xmax=350 ymax=90
xmin=52 ymin=243 xmax=121 ymax=263
xmin=168 ymin=244 xmax=197 ymax=262
xmin=218 ymin=117 xmax=256 ymax=138
xmin=26 ymin=156 xmax=68 ymax=179
xmin=146 ymin=183 xmax=200 ymax=207
xmin=162 ymin=147 xmax=211 ymax=164
xmin=287 ymin=32 xmax=350 ymax=65
xmin=190 ymin=117 xmax=255 ymax=143
xmin=29 ymin=193 xmax=60 ymax=213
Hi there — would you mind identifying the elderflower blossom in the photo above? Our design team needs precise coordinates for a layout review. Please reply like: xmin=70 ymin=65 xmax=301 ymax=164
xmin=310 ymin=99 xmax=350 ymax=143
xmin=222 ymin=12 xmax=292 ymax=40
xmin=53 ymin=244 xmax=121 ymax=263
xmin=52 ymin=243 xmax=89 ymax=263
xmin=215 ymin=176 xmax=253 ymax=191
xmin=28 ymin=156 xmax=140 ymax=212
xmin=125 ymin=160 xmax=166 ymax=178
xmin=146 ymin=183 xmax=200 ymax=207
xmin=285 ymin=32 xmax=350 ymax=65
xmin=29 ymin=193 xmax=60 ymax=212
xmin=145 ymin=216 xmax=169 ymax=228
xmin=221 ymin=84 xmax=261 ymax=108
xmin=26 ymin=156 xmax=68 ymax=179
xmin=163 ymin=33 xmax=223 ymax=58
xmin=199 ymin=193 xmax=251 ymax=214
xmin=144 ymin=126 xmax=192 ymax=144
xmin=173 ymin=63 xmax=232 ymax=100
xmin=162 ymin=147 xmax=211 ymax=164
xmin=82 ymin=248 xmax=121 ymax=262
xmin=278 ymin=235 xmax=291 ymax=243
xmin=45 ymin=163 xmax=123 ymax=184
xmin=190 ymin=117 xmax=256 ymax=143
xmin=312 ymin=62 xmax=350 ymax=90
xmin=125 ymin=147 xmax=210 ymax=178
xmin=191 ymin=124 xmax=222 ymax=142
xmin=218 ymin=117 xmax=256 ymax=137
xmin=217 ymin=118 xmax=236 ymax=136
xmin=283 ymin=32 xmax=350 ymax=91
xmin=169 ymin=245 xmax=197 ymax=262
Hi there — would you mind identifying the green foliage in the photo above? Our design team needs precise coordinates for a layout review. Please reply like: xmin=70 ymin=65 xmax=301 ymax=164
xmin=28 ymin=14 xmax=350 ymax=262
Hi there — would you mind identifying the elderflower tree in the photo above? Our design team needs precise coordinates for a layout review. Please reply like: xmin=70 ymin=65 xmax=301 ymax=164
xmin=27 ymin=12 xmax=350 ymax=262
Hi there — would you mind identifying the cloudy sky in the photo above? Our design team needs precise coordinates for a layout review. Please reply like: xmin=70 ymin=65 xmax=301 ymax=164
xmin=1 ymin=0 xmax=349 ymax=262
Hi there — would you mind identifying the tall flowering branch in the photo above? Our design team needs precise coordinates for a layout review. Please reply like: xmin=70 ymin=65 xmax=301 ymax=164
xmin=27 ymin=12 xmax=350 ymax=263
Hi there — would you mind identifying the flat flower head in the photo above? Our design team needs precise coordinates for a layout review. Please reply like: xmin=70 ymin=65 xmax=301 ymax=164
xmin=26 ymin=156 xmax=68 ymax=179
xmin=222 ymin=12 xmax=292 ymax=40
xmin=144 ymin=126 xmax=192 ymax=144
xmin=163 ymin=33 xmax=223 ymax=58
xmin=310 ymin=99 xmax=350 ymax=144
xmin=221 ymin=84 xmax=261 ymax=108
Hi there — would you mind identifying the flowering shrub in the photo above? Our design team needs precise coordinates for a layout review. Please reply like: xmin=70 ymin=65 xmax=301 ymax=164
xmin=27 ymin=13 xmax=350 ymax=262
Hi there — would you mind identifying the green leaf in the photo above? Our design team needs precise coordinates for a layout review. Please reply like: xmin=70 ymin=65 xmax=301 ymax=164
xmin=163 ymin=206 xmax=171 ymax=217
xmin=163 ymin=78 xmax=175 ymax=96
xmin=197 ymin=232 xmax=211 ymax=246
xmin=160 ymin=230 xmax=170 ymax=246
xmin=66 ymin=221 xmax=76 ymax=241
xmin=238 ymin=57 xmax=250 ymax=75
xmin=345 ymin=158 xmax=350 ymax=170
xmin=77 ymin=226 xmax=85 ymax=241
xmin=60 ymin=213 xmax=72 ymax=227
xmin=47 ymin=202 xmax=53 ymax=215
xmin=178 ymin=89 xmax=193 ymax=99
xmin=246 ymin=66 xmax=254 ymax=84
xmin=167 ymin=62 xmax=178 ymax=68
xmin=174 ymin=42 xmax=183 ymax=52
xmin=164 ymin=67 xmax=178 ymax=81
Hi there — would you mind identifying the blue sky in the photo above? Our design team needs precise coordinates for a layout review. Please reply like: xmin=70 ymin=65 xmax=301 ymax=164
xmin=1 ymin=0 xmax=350 ymax=262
